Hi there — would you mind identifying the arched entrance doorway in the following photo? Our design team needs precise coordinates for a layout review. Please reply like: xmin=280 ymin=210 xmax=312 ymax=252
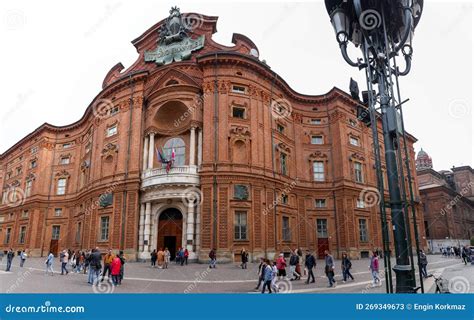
xmin=157 ymin=208 xmax=183 ymax=260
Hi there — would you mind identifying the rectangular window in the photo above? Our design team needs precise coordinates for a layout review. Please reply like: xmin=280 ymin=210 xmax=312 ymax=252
xmin=62 ymin=143 xmax=71 ymax=149
xmin=282 ymin=216 xmax=291 ymax=241
xmin=21 ymin=210 xmax=29 ymax=218
xmin=30 ymin=160 xmax=37 ymax=168
xmin=4 ymin=228 xmax=11 ymax=244
xmin=231 ymin=85 xmax=246 ymax=94
xmin=281 ymin=194 xmax=288 ymax=205
xmin=277 ymin=124 xmax=285 ymax=133
xmin=59 ymin=157 xmax=70 ymax=165
xmin=57 ymin=178 xmax=66 ymax=195
xmin=356 ymin=199 xmax=365 ymax=208
xmin=110 ymin=106 xmax=119 ymax=115
xmin=100 ymin=216 xmax=110 ymax=241
xmin=19 ymin=226 xmax=26 ymax=244
xmin=280 ymin=153 xmax=287 ymax=175
xmin=25 ymin=180 xmax=32 ymax=197
xmin=315 ymin=199 xmax=326 ymax=208
xmin=354 ymin=162 xmax=363 ymax=183
xmin=311 ymin=135 xmax=323 ymax=145
xmin=76 ymin=222 xmax=82 ymax=243
xmin=359 ymin=219 xmax=368 ymax=242
xmin=106 ymin=125 xmax=117 ymax=137
xmin=52 ymin=225 xmax=60 ymax=240
xmin=317 ymin=219 xmax=328 ymax=238
xmin=234 ymin=185 xmax=249 ymax=200
xmin=350 ymin=137 xmax=359 ymax=146
xmin=232 ymin=107 xmax=246 ymax=119
xmin=313 ymin=161 xmax=325 ymax=181
xmin=424 ymin=221 xmax=430 ymax=238
xmin=311 ymin=119 xmax=321 ymax=125
xmin=54 ymin=208 xmax=62 ymax=216
xmin=234 ymin=211 xmax=247 ymax=240
xmin=16 ymin=168 xmax=22 ymax=175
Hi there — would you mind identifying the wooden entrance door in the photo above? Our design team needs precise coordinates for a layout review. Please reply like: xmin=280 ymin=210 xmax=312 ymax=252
xmin=157 ymin=208 xmax=183 ymax=260
xmin=317 ymin=238 xmax=329 ymax=259
xmin=49 ymin=239 xmax=59 ymax=257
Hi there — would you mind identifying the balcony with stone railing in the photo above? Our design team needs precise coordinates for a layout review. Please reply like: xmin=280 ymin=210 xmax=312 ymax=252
xmin=141 ymin=165 xmax=199 ymax=189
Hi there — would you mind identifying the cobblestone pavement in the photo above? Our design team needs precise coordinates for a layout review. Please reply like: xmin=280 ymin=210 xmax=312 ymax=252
xmin=0 ymin=255 xmax=471 ymax=294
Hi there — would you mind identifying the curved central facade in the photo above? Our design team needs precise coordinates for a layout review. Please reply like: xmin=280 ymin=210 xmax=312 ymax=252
xmin=0 ymin=8 xmax=426 ymax=261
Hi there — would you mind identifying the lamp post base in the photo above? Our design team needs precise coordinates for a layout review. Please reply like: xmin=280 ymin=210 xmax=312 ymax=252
xmin=393 ymin=264 xmax=416 ymax=293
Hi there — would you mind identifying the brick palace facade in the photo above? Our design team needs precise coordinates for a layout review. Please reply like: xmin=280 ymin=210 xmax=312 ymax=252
xmin=0 ymin=8 xmax=426 ymax=261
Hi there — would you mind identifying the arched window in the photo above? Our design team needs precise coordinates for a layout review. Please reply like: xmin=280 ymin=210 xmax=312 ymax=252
xmin=163 ymin=137 xmax=186 ymax=166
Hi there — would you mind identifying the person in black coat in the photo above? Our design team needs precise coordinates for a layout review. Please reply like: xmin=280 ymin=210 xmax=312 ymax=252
xmin=341 ymin=252 xmax=354 ymax=282
xmin=304 ymin=250 xmax=316 ymax=284
xmin=89 ymin=248 xmax=102 ymax=285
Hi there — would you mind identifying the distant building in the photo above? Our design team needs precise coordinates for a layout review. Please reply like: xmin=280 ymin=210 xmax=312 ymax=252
xmin=416 ymin=149 xmax=474 ymax=252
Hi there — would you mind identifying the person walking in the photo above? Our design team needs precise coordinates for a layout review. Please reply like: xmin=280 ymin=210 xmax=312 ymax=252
xmin=304 ymin=250 xmax=316 ymax=284
xmin=175 ymin=247 xmax=181 ymax=265
xmin=75 ymin=251 xmax=81 ymax=273
xmin=5 ymin=248 xmax=14 ymax=272
xmin=45 ymin=250 xmax=54 ymax=276
xmin=296 ymin=248 xmax=303 ymax=280
xmin=111 ymin=254 xmax=122 ymax=286
xmin=341 ymin=252 xmax=354 ymax=282
xmin=101 ymin=249 xmax=113 ymax=282
xmin=118 ymin=250 xmax=126 ymax=285
xmin=89 ymin=248 xmax=102 ymax=285
xmin=20 ymin=249 xmax=27 ymax=267
xmin=157 ymin=248 xmax=165 ymax=268
xmin=209 ymin=248 xmax=217 ymax=268
xmin=270 ymin=261 xmax=279 ymax=293
xmin=261 ymin=260 xmax=273 ymax=294
xmin=369 ymin=251 xmax=381 ymax=287
xmin=240 ymin=248 xmax=248 ymax=269
xmin=151 ymin=249 xmax=158 ymax=268
xmin=276 ymin=253 xmax=287 ymax=279
xmin=324 ymin=250 xmax=336 ymax=287
xmin=164 ymin=248 xmax=170 ymax=269
xmin=419 ymin=250 xmax=428 ymax=278
xmin=60 ymin=249 xmax=69 ymax=275
xmin=184 ymin=248 xmax=189 ymax=265
xmin=255 ymin=257 xmax=265 ymax=290
xmin=461 ymin=246 xmax=469 ymax=265
xmin=289 ymin=250 xmax=300 ymax=280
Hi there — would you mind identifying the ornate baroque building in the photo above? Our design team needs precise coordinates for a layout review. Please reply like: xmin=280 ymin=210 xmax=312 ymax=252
xmin=0 ymin=8 xmax=426 ymax=261
xmin=416 ymin=149 xmax=474 ymax=252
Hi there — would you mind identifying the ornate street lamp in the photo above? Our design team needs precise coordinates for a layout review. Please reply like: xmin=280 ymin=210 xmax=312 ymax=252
xmin=325 ymin=0 xmax=424 ymax=293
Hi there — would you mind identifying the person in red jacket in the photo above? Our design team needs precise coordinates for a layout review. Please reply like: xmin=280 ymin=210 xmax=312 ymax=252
xmin=276 ymin=253 xmax=287 ymax=279
xmin=111 ymin=254 xmax=122 ymax=286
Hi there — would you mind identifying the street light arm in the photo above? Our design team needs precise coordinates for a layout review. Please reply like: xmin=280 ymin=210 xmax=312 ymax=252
xmin=396 ymin=53 xmax=412 ymax=76
xmin=395 ymin=6 xmax=413 ymax=52
xmin=340 ymin=42 xmax=359 ymax=67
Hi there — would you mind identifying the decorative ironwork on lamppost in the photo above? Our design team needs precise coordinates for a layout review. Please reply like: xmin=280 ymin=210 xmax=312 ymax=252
xmin=324 ymin=0 xmax=424 ymax=293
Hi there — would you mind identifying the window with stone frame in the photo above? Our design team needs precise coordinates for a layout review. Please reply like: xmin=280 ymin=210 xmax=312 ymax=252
xmin=106 ymin=124 xmax=117 ymax=137
xmin=25 ymin=180 xmax=33 ymax=197
xmin=59 ymin=156 xmax=70 ymax=165
xmin=100 ymin=216 xmax=110 ymax=241
xmin=4 ymin=227 xmax=11 ymax=244
xmin=316 ymin=219 xmax=328 ymax=238
xmin=52 ymin=225 xmax=60 ymax=240
xmin=19 ymin=226 xmax=26 ymax=244
xmin=56 ymin=178 xmax=66 ymax=195
xmin=281 ymin=194 xmax=289 ymax=205
xmin=280 ymin=152 xmax=288 ymax=175
xmin=233 ymin=185 xmax=249 ymax=200
xmin=282 ymin=216 xmax=291 ymax=241
xmin=313 ymin=161 xmax=325 ymax=181
xmin=354 ymin=161 xmax=363 ymax=183
xmin=315 ymin=199 xmax=326 ymax=208
xmin=163 ymin=137 xmax=186 ymax=166
xmin=76 ymin=222 xmax=82 ymax=243
xmin=232 ymin=106 xmax=246 ymax=119
xmin=311 ymin=135 xmax=323 ymax=145
xmin=359 ymin=218 xmax=369 ymax=242
xmin=234 ymin=211 xmax=247 ymax=240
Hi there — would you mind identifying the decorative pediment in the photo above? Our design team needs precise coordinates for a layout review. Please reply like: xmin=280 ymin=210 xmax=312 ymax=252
xmin=349 ymin=152 xmax=365 ymax=161
xmin=101 ymin=143 xmax=119 ymax=157
xmin=146 ymin=68 xmax=201 ymax=96
xmin=11 ymin=180 xmax=20 ymax=187
xmin=229 ymin=126 xmax=251 ymax=137
xmin=309 ymin=151 xmax=328 ymax=160
xmin=275 ymin=142 xmax=291 ymax=153
xmin=55 ymin=170 xmax=70 ymax=178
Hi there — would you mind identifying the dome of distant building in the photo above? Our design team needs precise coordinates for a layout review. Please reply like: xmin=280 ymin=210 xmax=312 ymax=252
xmin=416 ymin=148 xmax=433 ymax=170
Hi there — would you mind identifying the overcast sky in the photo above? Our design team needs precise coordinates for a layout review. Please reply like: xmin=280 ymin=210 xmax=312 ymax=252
xmin=0 ymin=0 xmax=472 ymax=171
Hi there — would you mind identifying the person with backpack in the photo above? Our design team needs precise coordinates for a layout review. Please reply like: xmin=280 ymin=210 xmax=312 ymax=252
xmin=5 ymin=248 xmax=14 ymax=272
xmin=341 ymin=252 xmax=354 ymax=282
xmin=289 ymin=250 xmax=300 ymax=280
xmin=369 ymin=251 xmax=381 ymax=287
xmin=324 ymin=250 xmax=336 ymax=287
xmin=209 ymin=248 xmax=217 ymax=268
xmin=304 ymin=250 xmax=316 ymax=284
xmin=255 ymin=257 xmax=265 ymax=290
xmin=276 ymin=253 xmax=287 ymax=279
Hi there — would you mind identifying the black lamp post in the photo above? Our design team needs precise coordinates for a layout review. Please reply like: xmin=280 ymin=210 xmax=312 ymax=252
xmin=324 ymin=0 xmax=424 ymax=293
